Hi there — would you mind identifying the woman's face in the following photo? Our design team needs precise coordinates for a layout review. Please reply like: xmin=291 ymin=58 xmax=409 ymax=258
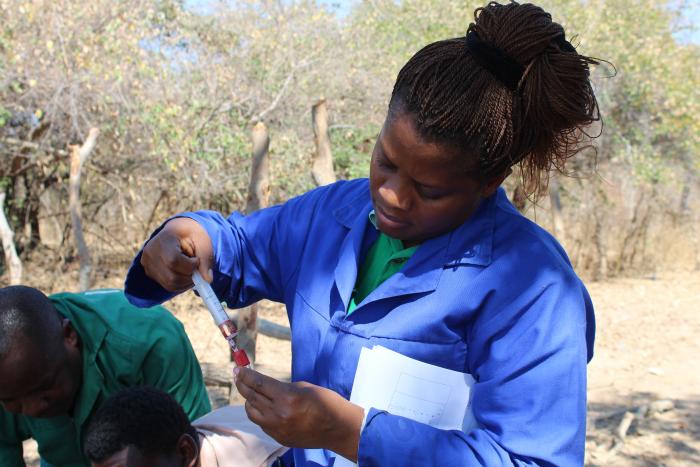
xmin=369 ymin=111 xmax=505 ymax=246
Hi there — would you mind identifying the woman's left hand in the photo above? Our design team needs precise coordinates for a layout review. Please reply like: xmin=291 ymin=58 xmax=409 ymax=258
xmin=234 ymin=367 xmax=364 ymax=461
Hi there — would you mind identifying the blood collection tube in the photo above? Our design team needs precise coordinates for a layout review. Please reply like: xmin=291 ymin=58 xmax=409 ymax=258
xmin=192 ymin=271 xmax=250 ymax=367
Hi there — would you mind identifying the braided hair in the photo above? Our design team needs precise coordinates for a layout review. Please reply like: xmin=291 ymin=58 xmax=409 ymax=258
xmin=389 ymin=1 xmax=600 ymax=197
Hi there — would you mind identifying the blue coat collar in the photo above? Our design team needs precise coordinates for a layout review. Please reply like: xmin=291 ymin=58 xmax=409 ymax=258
xmin=330 ymin=183 xmax=501 ymax=311
xmin=332 ymin=184 xmax=499 ymax=267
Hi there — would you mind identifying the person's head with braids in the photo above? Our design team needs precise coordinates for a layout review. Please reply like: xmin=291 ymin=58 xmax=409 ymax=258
xmin=370 ymin=1 xmax=598 ymax=246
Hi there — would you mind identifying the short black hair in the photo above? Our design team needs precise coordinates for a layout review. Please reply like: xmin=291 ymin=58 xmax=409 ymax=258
xmin=84 ymin=386 xmax=199 ymax=463
xmin=0 ymin=285 xmax=63 ymax=359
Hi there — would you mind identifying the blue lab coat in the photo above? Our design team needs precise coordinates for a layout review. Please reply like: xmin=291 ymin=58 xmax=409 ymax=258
xmin=126 ymin=179 xmax=595 ymax=466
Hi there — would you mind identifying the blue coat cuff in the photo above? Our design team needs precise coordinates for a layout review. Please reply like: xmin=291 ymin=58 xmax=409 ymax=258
xmin=124 ymin=219 xmax=179 ymax=307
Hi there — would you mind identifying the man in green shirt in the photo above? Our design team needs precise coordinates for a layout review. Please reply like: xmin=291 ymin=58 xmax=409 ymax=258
xmin=0 ymin=285 xmax=211 ymax=467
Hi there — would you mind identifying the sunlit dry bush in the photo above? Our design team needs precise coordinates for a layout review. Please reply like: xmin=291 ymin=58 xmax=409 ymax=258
xmin=0 ymin=0 xmax=698 ymax=282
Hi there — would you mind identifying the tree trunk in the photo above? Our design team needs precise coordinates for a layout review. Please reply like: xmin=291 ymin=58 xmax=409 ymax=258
xmin=549 ymin=177 xmax=566 ymax=241
xmin=677 ymin=177 xmax=700 ymax=270
xmin=311 ymin=99 xmax=336 ymax=186
xmin=616 ymin=188 xmax=646 ymax=274
xmin=695 ymin=233 xmax=700 ymax=272
xmin=692 ymin=207 xmax=700 ymax=271
xmin=0 ymin=193 xmax=23 ymax=284
xmin=593 ymin=210 xmax=608 ymax=281
xmin=69 ymin=128 xmax=99 ymax=291
xmin=511 ymin=182 xmax=527 ymax=213
xmin=10 ymin=155 xmax=27 ymax=250
xmin=678 ymin=180 xmax=691 ymax=219
xmin=235 ymin=122 xmax=271 ymax=365
xmin=246 ymin=122 xmax=271 ymax=212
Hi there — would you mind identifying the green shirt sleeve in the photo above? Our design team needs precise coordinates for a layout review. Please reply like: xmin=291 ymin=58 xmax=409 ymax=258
xmin=0 ymin=410 xmax=29 ymax=467
xmin=52 ymin=290 xmax=212 ymax=423
xmin=138 ymin=315 xmax=212 ymax=421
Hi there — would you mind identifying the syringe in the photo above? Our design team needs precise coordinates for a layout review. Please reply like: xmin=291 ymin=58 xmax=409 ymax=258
xmin=192 ymin=271 xmax=250 ymax=367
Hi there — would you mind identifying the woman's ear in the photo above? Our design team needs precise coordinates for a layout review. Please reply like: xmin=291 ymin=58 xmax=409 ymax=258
xmin=176 ymin=433 xmax=199 ymax=467
xmin=480 ymin=168 xmax=512 ymax=197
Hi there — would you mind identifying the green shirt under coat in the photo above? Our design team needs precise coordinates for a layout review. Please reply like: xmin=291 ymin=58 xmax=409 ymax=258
xmin=347 ymin=211 xmax=419 ymax=314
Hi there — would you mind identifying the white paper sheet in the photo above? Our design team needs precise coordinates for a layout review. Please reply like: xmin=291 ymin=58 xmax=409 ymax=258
xmin=335 ymin=346 xmax=476 ymax=466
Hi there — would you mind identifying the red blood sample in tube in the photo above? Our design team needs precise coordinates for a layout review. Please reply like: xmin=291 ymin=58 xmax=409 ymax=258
xmin=232 ymin=349 xmax=250 ymax=367
xmin=217 ymin=320 xmax=250 ymax=367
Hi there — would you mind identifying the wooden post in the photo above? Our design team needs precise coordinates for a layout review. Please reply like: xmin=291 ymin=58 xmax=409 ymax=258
xmin=235 ymin=122 xmax=271 ymax=369
xmin=246 ymin=122 xmax=271 ymax=213
xmin=0 ymin=193 xmax=23 ymax=284
xmin=228 ymin=310 xmax=291 ymax=341
xmin=69 ymin=128 xmax=99 ymax=292
xmin=311 ymin=98 xmax=336 ymax=186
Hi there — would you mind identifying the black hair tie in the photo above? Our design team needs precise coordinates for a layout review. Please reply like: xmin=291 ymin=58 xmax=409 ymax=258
xmin=466 ymin=31 xmax=577 ymax=91
xmin=556 ymin=33 xmax=577 ymax=53
xmin=466 ymin=31 xmax=524 ymax=91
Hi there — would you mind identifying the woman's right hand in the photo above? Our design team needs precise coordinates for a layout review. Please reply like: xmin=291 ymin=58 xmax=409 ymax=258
xmin=140 ymin=217 xmax=214 ymax=292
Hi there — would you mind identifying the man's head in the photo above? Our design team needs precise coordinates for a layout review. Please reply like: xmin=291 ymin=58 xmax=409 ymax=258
xmin=84 ymin=387 xmax=199 ymax=467
xmin=0 ymin=285 xmax=82 ymax=418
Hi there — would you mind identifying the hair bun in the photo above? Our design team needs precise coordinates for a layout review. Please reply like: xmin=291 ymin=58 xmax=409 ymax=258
xmin=389 ymin=1 xmax=602 ymax=199
xmin=466 ymin=30 xmax=524 ymax=91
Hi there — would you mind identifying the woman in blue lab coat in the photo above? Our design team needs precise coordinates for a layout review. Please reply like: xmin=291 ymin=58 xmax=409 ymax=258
xmin=126 ymin=2 xmax=598 ymax=465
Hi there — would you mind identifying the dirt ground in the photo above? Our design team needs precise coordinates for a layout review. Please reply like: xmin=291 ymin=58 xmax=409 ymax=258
xmin=584 ymin=271 xmax=700 ymax=466
xmin=17 ymin=267 xmax=700 ymax=466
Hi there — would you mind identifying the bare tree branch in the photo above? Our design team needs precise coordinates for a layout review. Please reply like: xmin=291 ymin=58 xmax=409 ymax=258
xmin=252 ymin=69 xmax=296 ymax=123
xmin=0 ymin=137 xmax=69 ymax=157
xmin=0 ymin=193 xmax=23 ymax=284
xmin=69 ymin=127 xmax=99 ymax=291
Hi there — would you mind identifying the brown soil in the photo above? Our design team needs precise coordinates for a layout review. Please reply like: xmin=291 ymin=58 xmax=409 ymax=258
xmin=15 ymin=267 xmax=700 ymax=466
xmin=584 ymin=271 xmax=700 ymax=466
